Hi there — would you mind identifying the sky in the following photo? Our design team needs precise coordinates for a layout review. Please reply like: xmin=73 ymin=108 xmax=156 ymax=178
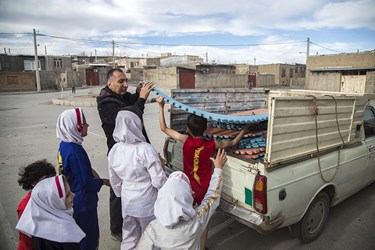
xmin=0 ymin=0 xmax=374 ymax=65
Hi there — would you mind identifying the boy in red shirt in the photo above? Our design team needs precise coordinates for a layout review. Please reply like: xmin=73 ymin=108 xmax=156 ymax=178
xmin=16 ymin=160 xmax=56 ymax=250
xmin=158 ymin=96 xmax=249 ymax=249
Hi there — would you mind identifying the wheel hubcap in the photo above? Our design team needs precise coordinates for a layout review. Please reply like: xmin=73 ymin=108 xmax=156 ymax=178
xmin=306 ymin=200 xmax=325 ymax=234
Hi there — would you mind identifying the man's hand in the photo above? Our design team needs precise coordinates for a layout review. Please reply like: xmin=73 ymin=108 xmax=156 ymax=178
xmin=210 ymin=148 xmax=227 ymax=169
xmin=139 ymin=81 xmax=155 ymax=99
xmin=136 ymin=81 xmax=143 ymax=93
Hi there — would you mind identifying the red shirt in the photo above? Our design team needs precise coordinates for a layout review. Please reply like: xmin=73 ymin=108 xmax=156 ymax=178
xmin=183 ymin=137 xmax=215 ymax=205
xmin=17 ymin=192 xmax=33 ymax=250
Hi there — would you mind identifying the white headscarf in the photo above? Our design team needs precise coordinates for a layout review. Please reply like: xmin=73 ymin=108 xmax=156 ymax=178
xmin=16 ymin=175 xmax=85 ymax=243
xmin=154 ymin=171 xmax=196 ymax=228
xmin=113 ymin=110 xmax=146 ymax=144
xmin=56 ymin=108 xmax=84 ymax=145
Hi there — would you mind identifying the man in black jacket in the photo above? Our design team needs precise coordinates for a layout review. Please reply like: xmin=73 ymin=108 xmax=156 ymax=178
xmin=97 ymin=68 xmax=154 ymax=241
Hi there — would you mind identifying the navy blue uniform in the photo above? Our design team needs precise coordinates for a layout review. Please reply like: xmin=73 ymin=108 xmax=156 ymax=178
xmin=58 ymin=141 xmax=103 ymax=250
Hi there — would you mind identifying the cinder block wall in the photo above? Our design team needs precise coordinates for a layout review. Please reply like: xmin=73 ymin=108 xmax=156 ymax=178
xmin=0 ymin=72 xmax=36 ymax=91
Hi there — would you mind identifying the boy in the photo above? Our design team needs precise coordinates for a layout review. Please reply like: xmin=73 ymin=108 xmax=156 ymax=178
xmin=157 ymin=96 xmax=250 ymax=249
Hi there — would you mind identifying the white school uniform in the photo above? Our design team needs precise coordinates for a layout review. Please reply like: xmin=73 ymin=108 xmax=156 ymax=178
xmin=16 ymin=175 xmax=85 ymax=243
xmin=108 ymin=110 xmax=167 ymax=249
xmin=136 ymin=168 xmax=223 ymax=250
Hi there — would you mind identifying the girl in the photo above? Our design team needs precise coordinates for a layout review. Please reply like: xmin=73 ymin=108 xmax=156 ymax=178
xmin=16 ymin=175 xmax=85 ymax=249
xmin=136 ymin=149 xmax=227 ymax=250
xmin=16 ymin=159 xmax=56 ymax=250
xmin=56 ymin=108 xmax=110 ymax=250
xmin=108 ymin=110 xmax=167 ymax=249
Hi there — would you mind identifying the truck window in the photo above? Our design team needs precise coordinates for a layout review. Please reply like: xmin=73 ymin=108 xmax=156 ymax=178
xmin=364 ymin=106 xmax=375 ymax=138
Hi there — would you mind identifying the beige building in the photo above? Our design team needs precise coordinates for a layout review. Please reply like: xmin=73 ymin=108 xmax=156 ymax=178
xmin=235 ymin=63 xmax=306 ymax=87
xmin=257 ymin=63 xmax=306 ymax=86
xmin=307 ymin=50 xmax=375 ymax=94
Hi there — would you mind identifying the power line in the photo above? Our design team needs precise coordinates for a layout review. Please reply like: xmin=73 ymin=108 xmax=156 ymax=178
xmin=34 ymin=32 xmax=306 ymax=47
xmin=309 ymin=41 xmax=345 ymax=53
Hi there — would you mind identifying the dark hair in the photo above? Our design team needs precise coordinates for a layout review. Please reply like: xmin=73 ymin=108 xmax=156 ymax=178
xmin=187 ymin=114 xmax=207 ymax=136
xmin=18 ymin=159 xmax=56 ymax=191
xmin=107 ymin=68 xmax=124 ymax=82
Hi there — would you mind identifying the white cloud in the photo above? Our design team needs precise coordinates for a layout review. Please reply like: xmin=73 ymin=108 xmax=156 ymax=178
xmin=0 ymin=0 xmax=374 ymax=63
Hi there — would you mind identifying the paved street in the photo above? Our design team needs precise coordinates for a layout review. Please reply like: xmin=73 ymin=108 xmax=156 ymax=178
xmin=0 ymin=86 xmax=374 ymax=250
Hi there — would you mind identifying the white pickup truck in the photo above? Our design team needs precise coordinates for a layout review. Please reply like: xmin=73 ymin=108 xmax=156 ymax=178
xmin=160 ymin=88 xmax=375 ymax=243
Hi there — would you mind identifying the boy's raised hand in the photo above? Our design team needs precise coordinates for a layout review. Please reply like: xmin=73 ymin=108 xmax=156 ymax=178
xmin=243 ymin=123 xmax=251 ymax=131
xmin=157 ymin=96 xmax=165 ymax=107
xmin=210 ymin=148 xmax=227 ymax=169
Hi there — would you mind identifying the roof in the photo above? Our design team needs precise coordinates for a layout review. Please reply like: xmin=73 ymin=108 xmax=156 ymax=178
xmin=310 ymin=66 xmax=375 ymax=72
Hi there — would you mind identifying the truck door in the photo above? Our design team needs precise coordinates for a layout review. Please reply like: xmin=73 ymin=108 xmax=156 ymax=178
xmin=364 ymin=106 xmax=375 ymax=184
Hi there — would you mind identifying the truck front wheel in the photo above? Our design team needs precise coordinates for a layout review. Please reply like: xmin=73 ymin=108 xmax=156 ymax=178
xmin=294 ymin=192 xmax=330 ymax=243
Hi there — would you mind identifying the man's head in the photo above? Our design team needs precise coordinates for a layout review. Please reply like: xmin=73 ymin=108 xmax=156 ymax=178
xmin=107 ymin=69 xmax=128 ymax=95
xmin=186 ymin=114 xmax=207 ymax=137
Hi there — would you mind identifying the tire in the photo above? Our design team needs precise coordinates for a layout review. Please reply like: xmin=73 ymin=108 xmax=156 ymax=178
xmin=294 ymin=192 xmax=330 ymax=243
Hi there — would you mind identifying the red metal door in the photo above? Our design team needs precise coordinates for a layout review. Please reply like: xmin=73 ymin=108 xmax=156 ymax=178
xmin=248 ymin=73 xmax=256 ymax=88
xmin=86 ymin=70 xmax=99 ymax=86
xmin=179 ymin=69 xmax=195 ymax=89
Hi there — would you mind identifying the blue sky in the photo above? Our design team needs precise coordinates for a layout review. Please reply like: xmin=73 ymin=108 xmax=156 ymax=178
xmin=0 ymin=0 xmax=374 ymax=64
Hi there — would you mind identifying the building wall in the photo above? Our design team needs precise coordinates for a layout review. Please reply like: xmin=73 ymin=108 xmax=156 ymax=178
xmin=235 ymin=64 xmax=258 ymax=74
xmin=258 ymin=63 xmax=306 ymax=86
xmin=127 ymin=68 xmax=144 ymax=81
xmin=256 ymin=73 xmax=275 ymax=87
xmin=195 ymin=73 xmax=247 ymax=88
xmin=365 ymin=71 xmax=375 ymax=94
xmin=139 ymin=58 xmax=160 ymax=67
xmin=45 ymin=56 xmax=72 ymax=71
xmin=144 ymin=67 xmax=178 ymax=89
xmin=308 ymin=51 xmax=375 ymax=69
xmin=341 ymin=75 xmax=366 ymax=93
xmin=0 ymin=72 xmax=36 ymax=91
xmin=160 ymin=55 xmax=203 ymax=67
xmin=0 ymin=54 xmax=46 ymax=72
xmin=308 ymin=72 xmax=342 ymax=92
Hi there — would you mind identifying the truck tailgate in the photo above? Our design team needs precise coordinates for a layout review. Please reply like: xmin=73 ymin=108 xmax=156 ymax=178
xmin=221 ymin=156 xmax=258 ymax=210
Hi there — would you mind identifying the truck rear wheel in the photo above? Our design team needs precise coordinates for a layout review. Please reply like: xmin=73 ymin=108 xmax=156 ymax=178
xmin=294 ymin=192 xmax=330 ymax=243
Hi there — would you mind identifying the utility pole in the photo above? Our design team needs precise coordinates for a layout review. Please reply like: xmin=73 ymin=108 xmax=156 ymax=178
xmin=44 ymin=45 xmax=48 ymax=70
xmin=95 ymin=49 xmax=97 ymax=63
xmin=112 ymin=40 xmax=115 ymax=68
xmin=33 ymin=29 xmax=41 ymax=92
xmin=305 ymin=37 xmax=310 ymax=85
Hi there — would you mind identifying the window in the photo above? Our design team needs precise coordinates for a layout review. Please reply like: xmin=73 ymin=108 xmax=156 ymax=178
xmin=290 ymin=68 xmax=293 ymax=78
xmin=281 ymin=68 xmax=286 ymax=77
xmin=24 ymin=60 xmax=41 ymax=70
xmin=54 ymin=58 xmax=63 ymax=68
xmin=364 ymin=106 xmax=375 ymax=138
xmin=295 ymin=67 xmax=298 ymax=73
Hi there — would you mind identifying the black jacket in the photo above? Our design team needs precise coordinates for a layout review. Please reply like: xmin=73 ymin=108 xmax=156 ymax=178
xmin=96 ymin=86 xmax=150 ymax=153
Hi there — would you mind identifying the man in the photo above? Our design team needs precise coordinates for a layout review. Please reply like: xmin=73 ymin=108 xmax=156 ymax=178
xmin=97 ymin=68 xmax=154 ymax=241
